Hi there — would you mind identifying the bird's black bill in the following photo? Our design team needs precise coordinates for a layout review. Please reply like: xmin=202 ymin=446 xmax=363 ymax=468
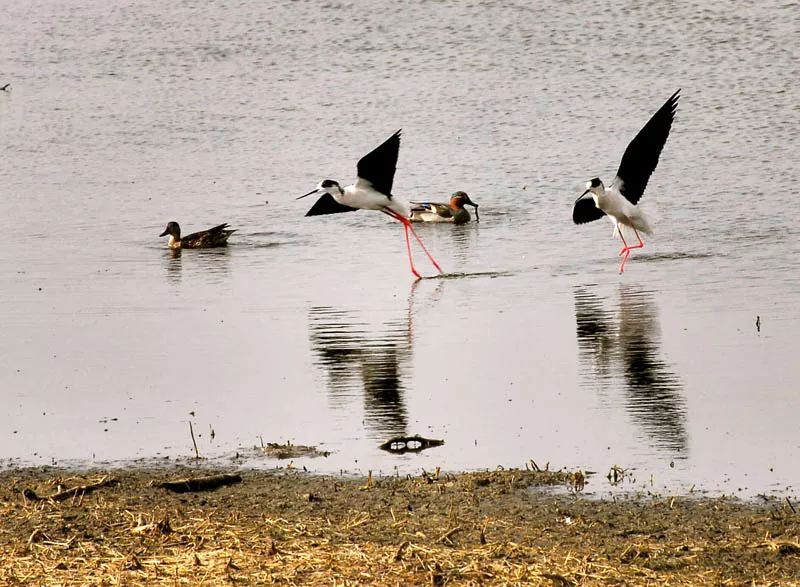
xmin=159 ymin=229 xmax=169 ymax=237
xmin=297 ymin=189 xmax=319 ymax=200
xmin=575 ymin=189 xmax=591 ymax=203
xmin=471 ymin=203 xmax=480 ymax=222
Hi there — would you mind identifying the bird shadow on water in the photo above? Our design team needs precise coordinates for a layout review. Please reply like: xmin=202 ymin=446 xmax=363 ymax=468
xmin=306 ymin=279 xmax=467 ymax=442
xmin=307 ymin=305 xmax=413 ymax=441
xmin=574 ymin=284 xmax=688 ymax=456
xmin=635 ymin=251 xmax=715 ymax=263
xmin=420 ymin=270 xmax=514 ymax=281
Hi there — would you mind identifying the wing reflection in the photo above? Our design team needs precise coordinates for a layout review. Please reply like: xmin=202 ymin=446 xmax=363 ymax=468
xmin=574 ymin=285 xmax=687 ymax=454
xmin=308 ymin=306 xmax=411 ymax=438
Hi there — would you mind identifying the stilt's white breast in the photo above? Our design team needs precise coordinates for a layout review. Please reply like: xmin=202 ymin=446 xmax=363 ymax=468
xmin=343 ymin=180 xmax=410 ymax=217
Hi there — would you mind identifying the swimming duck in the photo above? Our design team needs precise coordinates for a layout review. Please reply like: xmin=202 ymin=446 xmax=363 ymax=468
xmin=409 ymin=191 xmax=479 ymax=224
xmin=159 ymin=221 xmax=235 ymax=249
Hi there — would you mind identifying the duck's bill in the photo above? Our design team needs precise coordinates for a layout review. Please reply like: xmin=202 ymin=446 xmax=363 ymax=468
xmin=297 ymin=188 xmax=319 ymax=200
xmin=159 ymin=228 xmax=169 ymax=237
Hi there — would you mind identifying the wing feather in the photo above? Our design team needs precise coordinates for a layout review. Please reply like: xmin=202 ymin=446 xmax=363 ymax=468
xmin=573 ymin=194 xmax=606 ymax=225
xmin=305 ymin=192 xmax=359 ymax=217
xmin=612 ymin=90 xmax=680 ymax=205
xmin=356 ymin=130 xmax=401 ymax=197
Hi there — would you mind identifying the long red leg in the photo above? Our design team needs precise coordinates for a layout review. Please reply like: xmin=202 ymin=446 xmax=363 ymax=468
xmin=384 ymin=209 xmax=443 ymax=275
xmin=618 ymin=225 xmax=630 ymax=257
xmin=627 ymin=228 xmax=645 ymax=250
xmin=619 ymin=248 xmax=631 ymax=273
xmin=405 ymin=221 xmax=443 ymax=274
xmin=619 ymin=227 xmax=645 ymax=272
xmin=404 ymin=222 xmax=422 ymax=280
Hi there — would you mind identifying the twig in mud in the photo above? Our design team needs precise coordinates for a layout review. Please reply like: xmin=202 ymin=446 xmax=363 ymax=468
xmin=393 ymin=540 xmax=410 ymax=561
xmin=437 ymin=526 xmax=461 ymax=545
xmin=786 ymin=496 xmax=797 ymax=515
xmin=607 ymin=465 xmax=627 ymax=486
xmin=157 ymin=473 xmax=242 ymax=493
xmin=541 ymin=572 xmax=577 ymax=587
xmin=22 ymin=476 xmax=119 ymax=502
xmin=189 ymin=421 xmax=200 ymax=459
xmin=359 ymin=470 xmax=373 ymax=490
xmin=566 ymin=471 xmax=585 ymax=494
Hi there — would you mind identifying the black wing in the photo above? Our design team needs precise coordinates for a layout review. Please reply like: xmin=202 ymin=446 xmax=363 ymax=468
xmin=356 ymin=129 xmax=401 ymax=197
xmin=613 ymin=90 xmax=680 ymax=205
xmin=573 ymin=193 xmax=606 ymax=225
xmin=305 ymin=192 xmax=358 ymax=217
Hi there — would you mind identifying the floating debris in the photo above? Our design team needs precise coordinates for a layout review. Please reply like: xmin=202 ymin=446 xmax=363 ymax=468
xmin=257 ymin=438 xmax=330 ymax=459
xmin=378 ymin=435 xmax=444 ymax=454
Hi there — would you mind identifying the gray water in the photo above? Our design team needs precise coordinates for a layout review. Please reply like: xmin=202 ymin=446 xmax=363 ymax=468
xmin=1 ymin=0 xmax=798 ymax=497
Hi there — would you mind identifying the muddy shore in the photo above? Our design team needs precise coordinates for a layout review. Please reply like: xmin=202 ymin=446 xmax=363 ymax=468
xmin=0 ymin=465 xmax=798 ymax=585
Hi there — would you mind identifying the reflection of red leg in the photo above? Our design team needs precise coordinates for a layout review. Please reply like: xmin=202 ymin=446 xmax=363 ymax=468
xmin=404 ymin=222 xmax=422 ymax=280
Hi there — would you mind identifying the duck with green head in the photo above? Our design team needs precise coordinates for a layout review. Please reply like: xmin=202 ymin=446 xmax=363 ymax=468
xmin=159 ymin=221 xmax=236 ymax=249
xmin=409 ymin=191 xmax=479 ymax=224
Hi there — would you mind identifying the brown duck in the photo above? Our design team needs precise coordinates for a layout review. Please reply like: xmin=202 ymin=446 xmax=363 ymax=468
xmin=159 ymin=221 xmax=235 ymax=249
xmin=409 ymin=191 xmax=479 ymax=224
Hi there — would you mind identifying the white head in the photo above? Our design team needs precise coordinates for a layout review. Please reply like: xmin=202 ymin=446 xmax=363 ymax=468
xmin=318 ymin=179 xmax=343 ymax=195
xmin=298 ymin=179 xmax=344 ymax=201
xmin=585 ymin=178 xmax=604 ymax=194
xmin=577 ymin=177 xmax=605 ymax=204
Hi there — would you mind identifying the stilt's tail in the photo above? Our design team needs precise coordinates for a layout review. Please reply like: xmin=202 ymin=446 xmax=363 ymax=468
xmin=632 ymin=209 xmax=654 ymax=236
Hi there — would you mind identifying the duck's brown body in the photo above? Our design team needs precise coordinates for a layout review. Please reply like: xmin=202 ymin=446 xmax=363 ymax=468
xmin=409 ymin=191 xmax=478 ymax=224
xmin=159 ymin=221 xmax=235 ymax=249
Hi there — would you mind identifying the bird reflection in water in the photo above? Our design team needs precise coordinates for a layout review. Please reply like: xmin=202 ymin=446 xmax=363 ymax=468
xmin=162 ymin=247 xmax=232 ymax=285
xmin=574 ymin=285 xmax=687 ymax=454
xmin=307 ymin=305 xmax=412 ymax=439
xmin=449 ymin=221 xmax=480 ymax=265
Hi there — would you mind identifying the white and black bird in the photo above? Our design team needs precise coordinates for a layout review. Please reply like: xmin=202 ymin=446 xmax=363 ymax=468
xmin=298 ymin=130 xmax=443 ymax=279
xmin=573 ymin=90 xmax=680 ymax=273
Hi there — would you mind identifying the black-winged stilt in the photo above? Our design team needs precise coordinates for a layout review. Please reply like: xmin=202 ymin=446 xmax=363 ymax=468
xmin=298 ymin=130 xmax=443 ymax=279
xmin=573 ymin=90 xmax=680 ymax=273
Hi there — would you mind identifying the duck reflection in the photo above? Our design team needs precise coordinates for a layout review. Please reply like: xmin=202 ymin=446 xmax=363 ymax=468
xmin=449 ymin=222 xmax=480 ymax=265
xmin=162 ymin=247 xmax=232 ymax=285
xmin=574 ymin=285 xmax=687 ymax=454
xmin=308 ymin=306 xmax=412 ymax=438
xmin=163 ymin=249 xmax=183 ymax=284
